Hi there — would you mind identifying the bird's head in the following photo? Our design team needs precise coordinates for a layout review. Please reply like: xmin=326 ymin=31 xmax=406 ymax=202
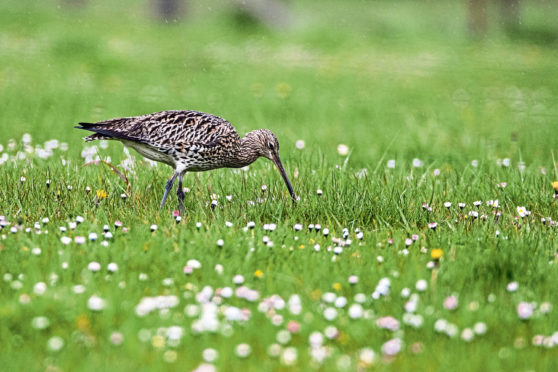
xmin=244 ymin=129 xmax=297 ymax=201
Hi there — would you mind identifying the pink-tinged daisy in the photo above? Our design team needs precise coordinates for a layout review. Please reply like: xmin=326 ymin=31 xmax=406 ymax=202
xmin=381 ymin=338 xmax=402 ymax=356
xmin=517 ymin=302 xmax=533 ymax=319
xmin=287 ymin=320 xmax=300 ymax=333
xmin=443 ymin=295 xmax=458 ymax=310
xmin=428 ymin=222 xmax=438 ymax=230
xmin=376 ymin=316 xmax=400 ymax=331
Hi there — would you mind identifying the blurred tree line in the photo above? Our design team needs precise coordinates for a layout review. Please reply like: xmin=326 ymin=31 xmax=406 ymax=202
xmin=62 ymin=0 xmax=556 ymax=43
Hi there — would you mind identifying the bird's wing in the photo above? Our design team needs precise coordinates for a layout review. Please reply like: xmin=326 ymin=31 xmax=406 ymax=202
xmin=76 ymin=110 xmax=240 ymax=150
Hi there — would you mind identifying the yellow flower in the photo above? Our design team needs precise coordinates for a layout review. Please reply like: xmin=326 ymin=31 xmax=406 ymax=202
xmin=152 ymin=335 xmax=165 ymax=349
xmin=76 ymin=314 xmax=90 ymax=331
xmin=276 ymin=82 xmax=292 ymax=99
xmin=333 ymin=282 xmax=341 ymax=291
xmin=254 ymin=270 xmax=264 ymax=278
xmin=431 ymin=249 xmax=443 ymax=260
xmin=299 ymin=244 xmax=305 ymax=249
xmin=96 ymin=189 xmax=108 ymax=199
xmin=552 ymin=181 xmax=558 ymax=193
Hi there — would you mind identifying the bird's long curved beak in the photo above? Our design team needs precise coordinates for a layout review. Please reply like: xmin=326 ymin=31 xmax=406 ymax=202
xmin=272 ymin=154 xmax=297 ymax=201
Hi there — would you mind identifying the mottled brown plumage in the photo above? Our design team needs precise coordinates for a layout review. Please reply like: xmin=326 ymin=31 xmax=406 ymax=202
xmin=75 ymin=110 xmax=296 ymax=212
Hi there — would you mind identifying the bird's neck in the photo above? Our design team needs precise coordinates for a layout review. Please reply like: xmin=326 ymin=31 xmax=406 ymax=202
xmin=226 ymin=136 xmax=260 ymax=168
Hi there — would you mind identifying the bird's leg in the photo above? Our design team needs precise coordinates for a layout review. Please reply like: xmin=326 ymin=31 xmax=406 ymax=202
xmin=160 ymin=172 xmax=178 ymax=208
xmin=176 ymin=172 xmax=186 ymax=215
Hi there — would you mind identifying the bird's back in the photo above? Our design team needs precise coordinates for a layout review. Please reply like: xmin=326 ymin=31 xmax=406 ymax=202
xmin=80 ymin=110 xmax=239 ymax=146
xmin=77 ymin=110 xmax=242 ymax=170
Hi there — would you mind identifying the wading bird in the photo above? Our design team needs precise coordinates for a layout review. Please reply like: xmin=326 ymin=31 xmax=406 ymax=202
xmin=76 ymin=110 xmax=297 ymax=213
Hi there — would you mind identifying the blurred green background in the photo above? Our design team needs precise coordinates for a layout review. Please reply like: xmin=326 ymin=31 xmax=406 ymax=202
xmin=1 ymin=0 xmax=557 ymax=169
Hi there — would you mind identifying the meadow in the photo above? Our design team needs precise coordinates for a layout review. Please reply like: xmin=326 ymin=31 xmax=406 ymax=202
xmin=1 ymin=0 xmax=557 ymax=371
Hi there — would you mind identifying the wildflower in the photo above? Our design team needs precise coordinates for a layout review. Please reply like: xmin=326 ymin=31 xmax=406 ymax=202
xmin=474 ymin=322 xmax=487 ymax=335
xmin=217 ymin=239 xmax=224 ymax=247
xmin=337 ymin=144 xmax=349 ymax=156
xmin=473 ymin=200 xmax=481 ymax=207
xmin=443 ymin=295 xmax=458 ymax=310
xmin=381 ymin=338 xmax=402 ymax=356
xmin=88 ymin=295 xmax=106 ymax=311
xmin=553 ymin=181 xmax=558 ymax=194
xmin=405 ymin=238 xmax=413 ymax=246
xmin=348 ymin=304 xmax=363 ymax=319
xmin=356 ymin=231 xmax=364 ymax=240
xmin=461 ymin=328 xmax=474 ymax=342
xmin=60 ymin=236 xmax=71 ymax=245
xmin=254 ymin=270 xmax=264 ymax=278
xmin=431 ymin=249 xmax=443 ymax=260
xmin=334 ymin=296 xmax=347 ymax=308
xmin=516 ymin=206 xmax=528 ymax=218
xmin=428 ymin=222 xmax=438 ymax=231
xmin=202 ymin=348 xmax=218 ymax=363
xmin=74 ymin=236 xmax=86 ymax=244
xmin=348 ymin=275 xmax=358 ymax=284
xmin=31 ymin=316 xmax=50 ymax=330
xmin=458 ymin=203 xmax=466 ymax=209
xmin=433 ymin=168 xmax=440 ymax=176
xmin=412 ymin=158 xmax=423 ymax=167
xmin=309 ymin=332 xmax=324 ymax=347
xmin=416 ymin=279 xmax=428 ymax=292
xmin=96 ymin=189 xmax=108 ymax=199
xmin=150 ymin=224 xmax=157 ymax=232
xmin=376 ymin=316 xmax=400 ymax=331
xmin=109 ymin=332 xmax=124 ymax=346
xmin=517 ymin=302 xmax=533 ymax=319
xmin=323 ymin=307 xmax=337 ymax=321
xmin=47 ymin=336 xmax=64 ymax=352
xmin=324 ymin=326 xmax=338 ymax=339
xmin=468 ymin=211 xmax=479 ymax=219
xmin=507 ymin=282 xmax=518 ymax=292
xmin=236 ymin=343 xmax=251 ymax=358
xmin=295 ymin=140 xmax=305 ymax=149
xmin=107 ymin=262 xmax=118 ymax=272
xmin=387 ymin=159 xmax=395 ymax=169
xmin=332 ymin=282 xmax=341 ymax=291
xmin=444 ymin=202 xmax=451 ymax=209
xmin=88 ymin=262 xmax=101 ymax=272
xmin=34 ymin=282 xmax=47 ymax=295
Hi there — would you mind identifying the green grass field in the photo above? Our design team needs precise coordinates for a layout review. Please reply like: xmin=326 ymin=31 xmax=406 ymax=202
xmin=1 ymin=0 xmax=557 ymax=371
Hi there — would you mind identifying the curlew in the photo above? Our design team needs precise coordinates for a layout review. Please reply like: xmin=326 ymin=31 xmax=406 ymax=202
xmin=75 ymin=110 xmax=297 ymax=212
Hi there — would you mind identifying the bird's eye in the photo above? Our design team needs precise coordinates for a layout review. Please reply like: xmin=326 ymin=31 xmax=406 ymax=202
xmin=268 ymin=142 xmax=274 ymax=149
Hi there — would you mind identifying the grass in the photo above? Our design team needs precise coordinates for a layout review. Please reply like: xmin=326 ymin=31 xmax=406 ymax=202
xmin=1 ymin=0 xmax=558 ymax=371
